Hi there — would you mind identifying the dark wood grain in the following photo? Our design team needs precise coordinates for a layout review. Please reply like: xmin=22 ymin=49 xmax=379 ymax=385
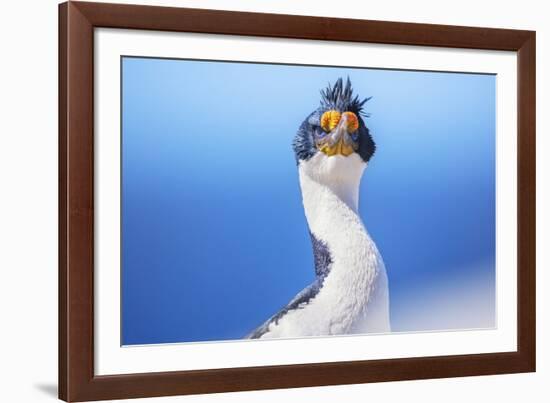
xmin=74 ymin=1 xmax=532 ymax=50
xmin=59 ymin=1 xmax=536 ymax=401
xmin=516 ymin=32 xmax=536 ymax=368
xmin=59 ymin=2 xmax=95 ymax=401
xmin=58 ymin=4 xmax=68 ymax=401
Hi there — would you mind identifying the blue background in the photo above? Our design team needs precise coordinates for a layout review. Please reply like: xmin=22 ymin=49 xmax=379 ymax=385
xmin=121 ymin=57 xmax=496 ymax=345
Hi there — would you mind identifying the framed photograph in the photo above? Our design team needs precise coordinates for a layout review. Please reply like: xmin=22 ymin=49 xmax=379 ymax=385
xmin=59 ymin=1 xmax=536 ymax=401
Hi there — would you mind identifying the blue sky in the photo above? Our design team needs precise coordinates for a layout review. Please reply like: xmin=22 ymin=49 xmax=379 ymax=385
xmin=121 ymin=57 xmax=496 ymax=345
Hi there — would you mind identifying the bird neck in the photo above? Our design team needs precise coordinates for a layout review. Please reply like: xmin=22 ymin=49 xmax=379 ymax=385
xmin=298 ymin=154 xmax=372 ymax=274
xmin=296 ymin=154 xmax=390 ymax=333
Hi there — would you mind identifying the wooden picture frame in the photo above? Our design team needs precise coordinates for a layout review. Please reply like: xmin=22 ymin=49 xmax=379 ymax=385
xmin=59 ymin=1 xmax=536 ymax=401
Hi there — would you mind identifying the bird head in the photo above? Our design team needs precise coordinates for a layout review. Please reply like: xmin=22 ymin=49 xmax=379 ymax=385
xmin=292 ymin=78 xmax=376 ymax=172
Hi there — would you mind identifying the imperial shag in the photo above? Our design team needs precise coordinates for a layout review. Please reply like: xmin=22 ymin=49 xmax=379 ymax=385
xmin=248 ymin=78 xmax=390 ymax=339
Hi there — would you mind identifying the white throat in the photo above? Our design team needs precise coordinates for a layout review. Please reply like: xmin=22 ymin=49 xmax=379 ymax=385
xmin=300 ymin=153 xmax=365 ymax=213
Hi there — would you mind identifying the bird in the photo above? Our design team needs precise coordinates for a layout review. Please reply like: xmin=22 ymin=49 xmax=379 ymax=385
xmin=247 ymin=77 xmax=390 ymax=339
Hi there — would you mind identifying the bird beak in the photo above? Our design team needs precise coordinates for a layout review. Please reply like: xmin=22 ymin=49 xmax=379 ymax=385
xmin=318 ymin=115 xmax=357 ymax=157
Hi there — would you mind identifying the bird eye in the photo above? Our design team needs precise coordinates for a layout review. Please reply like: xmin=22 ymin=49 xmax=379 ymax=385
xmin=320 ymin=110 xmax=341 ymax=132
xmin=315 ymin=126 xmax=327 ymax=137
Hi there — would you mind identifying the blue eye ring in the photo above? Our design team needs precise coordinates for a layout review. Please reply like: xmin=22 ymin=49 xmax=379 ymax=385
xmin=314 ymin=126 xmax=327 ymax=137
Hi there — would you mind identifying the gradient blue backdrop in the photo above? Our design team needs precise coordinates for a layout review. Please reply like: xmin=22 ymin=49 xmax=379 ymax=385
xmin=121 ymin=57 xmax=496 ymax=345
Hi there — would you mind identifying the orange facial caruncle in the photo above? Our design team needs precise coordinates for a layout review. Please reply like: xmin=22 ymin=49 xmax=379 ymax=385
xmin=320 ymin=110 xmax=359 ymax=133
xmin=342 ymin=111 xmax=359 ymax=133
xmin=320 ymin=110 xmax=342 ymax=132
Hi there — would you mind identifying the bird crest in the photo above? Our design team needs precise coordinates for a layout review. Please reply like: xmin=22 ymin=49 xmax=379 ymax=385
xmin=320 ymin=77 xmax=371 ymax=116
